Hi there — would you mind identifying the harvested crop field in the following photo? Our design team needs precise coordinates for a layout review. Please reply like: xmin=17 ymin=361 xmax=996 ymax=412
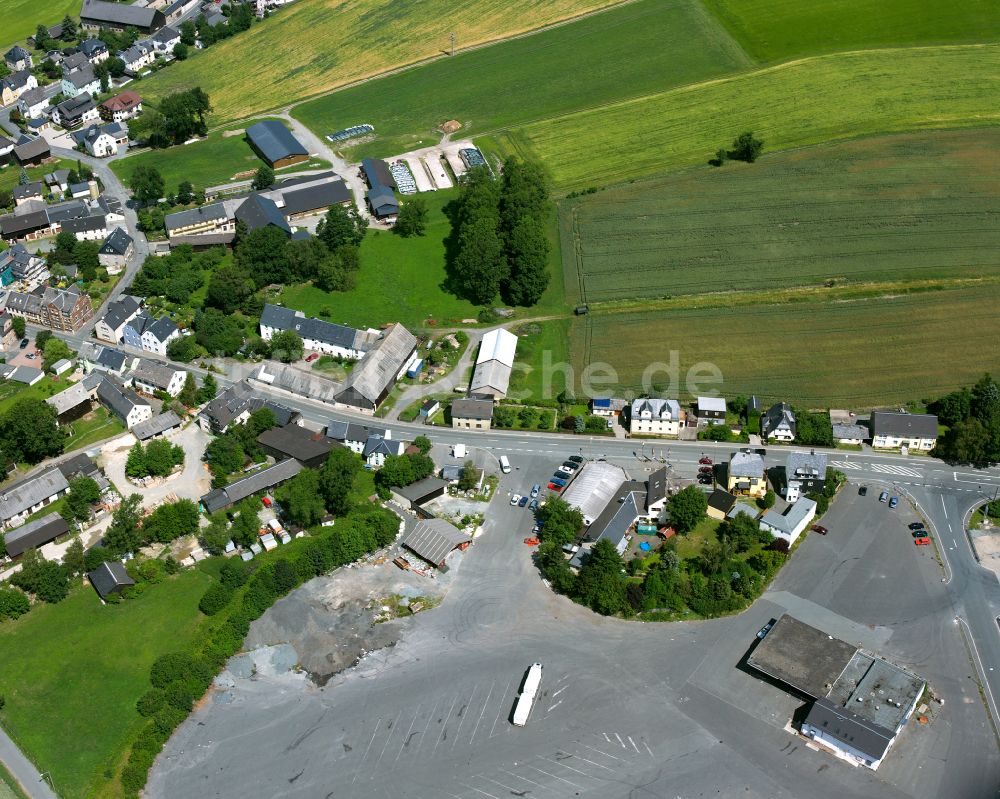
xmin=560 ymin=129 xmax=1000 ymax=304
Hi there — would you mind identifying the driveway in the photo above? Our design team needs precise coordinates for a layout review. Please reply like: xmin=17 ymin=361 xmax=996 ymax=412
xmin=99 ymin=422 xmax=212 ymax=508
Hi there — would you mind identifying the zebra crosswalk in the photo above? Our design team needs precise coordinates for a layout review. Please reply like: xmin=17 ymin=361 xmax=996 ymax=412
xmin=829 ymin=460 xmax=923 ymax=478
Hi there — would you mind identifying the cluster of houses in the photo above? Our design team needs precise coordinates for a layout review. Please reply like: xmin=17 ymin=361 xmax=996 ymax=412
xmin=0 ymin=452 xmax=110 ymax=534
xmin=94 ymin=295 xmax=181 ymax=353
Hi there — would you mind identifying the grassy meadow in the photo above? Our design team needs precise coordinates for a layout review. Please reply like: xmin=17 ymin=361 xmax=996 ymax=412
xmin=701 ymin=0 xmax=1000 ymax=61
xmin=562 ymin=282 xmax=1000 ymax=406
xmin=139 ymin=0 xmax=625 ymax=125
xmin=0 ymin=0 xmax=76 ymax=55
xmin=109 ymin=120 xmax=329 ymax=193
xmin=509 ymin=44 xmax=1000 ymax=191
xmin=0 ymin=571 xmax=212 ymax=799
xmin=560 ymin=129 xmax=1000 ymax=304
xmin=293 ymin=0 xmax=750 ymax=159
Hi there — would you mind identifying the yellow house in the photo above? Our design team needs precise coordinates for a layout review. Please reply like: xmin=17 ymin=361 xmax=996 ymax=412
xmin=727 ymin=450 xmax=767 ymax=499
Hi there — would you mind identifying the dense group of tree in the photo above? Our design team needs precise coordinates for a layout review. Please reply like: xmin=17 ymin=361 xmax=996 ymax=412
xmin=125 ymin=439 xmax=185 ymax=479
xmin=202 ymin=407 xmax=275 ymax=486
xmin=131 ymin=244 xmax=222 ymax=305
xmin=131 ymin=88 xmax=212 ymax=149
xmin=0 ymin=398 xmax=64 ymax=465
xmin=49 ymin=228 xmax=100 ymax=282
xmin=449 ymin=158 xmax=551 ymax=307
xmin=491 ymin=404 xmax=555 ymax=431
xmin=373 ymin=451 xmax=436 ymax=498
xmin=32 ymin=330 xmax=75 ymax=372
xmin=929 ymin=374 xmax=1000 ymax=465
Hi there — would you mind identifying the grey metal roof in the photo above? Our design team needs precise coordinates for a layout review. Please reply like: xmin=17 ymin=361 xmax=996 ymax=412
xmin=257 ymin=425 xmax=338 ymax=463
xmin=646 ymin=466 xmax=668 ymax=507
xmin=81 ymin=0 xmax=165 ymax=30
xmin=62 ymin=214 xmax=107 ymax=235
xmin=66 ymin=66 xmax=97 ymax=89
xmin=786 ymin=450 xmax=827 ymax=483
xmin=401 ymin=518 xmax=469 ymax=568
xmin=707 ymin=488 xmax=737 ymax=514
xmin=366 ymin=185 xmax=398 ymax=216
xmin=164 ymin=202 xmax=229 ymax=234
xmin=57 ymin=452 xmax=101 ymax=481
xmin=5 ymin=366 xmax=44 ymax=384
xmin=79 ymin=39 xmax=107 ymax=57
xmin=630 ymin=397 xmax=681 ymax=421
xmin=361 ymin=158 xmax=396 ymax=190
xmin=235 ymin=194 xmax=291 ymax=234
xmin=144 ymin=316 xmax=177 ymax=343
xmin=760 ymin=496 xmax=817 ymax=536
xmin=132 ymin=410 xmax=182 ymax=441
xmin=279 ymin=180 xmax=351 ymax=216
xmin=96 ymin=347 xmax=127 ymax=371
xmin=88 ymin=560 xmax=135 ymax=599
xmin=4 ymin=513 xmax=70 ymax=558
xmin=62 ymin=52 xmax=89 ymax=72
xmin=56 ymin=93 xmax=96 ymax=119
xmin=12 ymin=182 xmax=42 ymax=201
xmin=585 ymin=482 xmax=644 ymax=551
xmin=152 ymin=25 xmax=180 ymax=42
xmin=339 ymin=324 xmax=416 ymax=407
xmin=832 ymin=423 xmax=869 ymax=441
xmin=2 ymin=70 xmax=33 ymax=92
xmin=324 ymin=420 xmax=386 ymax=444
xmin=46 ymin=200 xmax=90 ymax=224
xmin=362 ymin=434 xmax=404 ymax=459
xmin=100 ymin=227 xmax=133 ymax=256
xmin=450 ymin=398 xmax=493 ymax=420
xmin=245 ymin=120 xmax=308 ymax=164
xmin=13 ymin=137 xmax=50 ymax=160
xmin=200 ymin=458 xmax=304 ymax=513
xmin=762 ymin=402 xmax=796 ymax=437
xmin=97 ymin=376 xmax=147 ymax=421
xmin=47 ymin=381 xmax=97 ymax=416
xmin=729 ymin=450 xmax=764 ymax=479
xmin=259 ymin=304 xmax=363 ymax=350
xmin=131 ymin=358 xmax=180 ymax=390
xmin=870 ymin=411 xmax=938 ymax=440
xmin=803 ymin=698 xmax=894 ymax=762
xmin=0 ymin=468 xmax=70 ymax=524
xmin=5 ymin=46 xmax=31 ymax=62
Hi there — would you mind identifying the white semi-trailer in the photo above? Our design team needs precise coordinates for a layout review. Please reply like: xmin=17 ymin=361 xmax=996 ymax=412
xmin=512 ymin=663 xmax=543 ymax=726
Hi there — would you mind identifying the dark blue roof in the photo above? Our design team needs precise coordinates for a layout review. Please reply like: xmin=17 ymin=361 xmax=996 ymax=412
xmin=245 ymin=120 xmax=307 ymax=164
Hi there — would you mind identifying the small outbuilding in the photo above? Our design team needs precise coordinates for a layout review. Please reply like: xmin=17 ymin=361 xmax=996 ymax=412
xmin=4 ymin=513 xmax=70 ymax=558
xmin=401 ymin=518 xmax=470 ymax=570
xmin=88 ymin=561 xmax=135 ymax=600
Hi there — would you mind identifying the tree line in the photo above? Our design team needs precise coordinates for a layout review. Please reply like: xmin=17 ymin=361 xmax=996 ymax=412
xmin=448 ymin=158 xmax=551 ymax=307
xmin=929 ymin=373 xmax=1000 ymax=465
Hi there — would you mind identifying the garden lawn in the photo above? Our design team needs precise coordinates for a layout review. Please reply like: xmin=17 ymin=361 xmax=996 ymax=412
xmin=511 ymin=44 xmax=1000 ymax=191
xmin=0 ymin=570 xmax=212 ymax=799
xmin=63 ymin=407 xmax=126 ymax=451
xmin=109 ymin=120 xmax=329 ymax=193
xmin=0 ymin=159 xmax=77 ymax=198
xmin=139 ymin=0 xmax=626 ymax=125
xmin=0 ymin=0 xmax=77 ymax=56
xmin=292 ymin=0 xmax=750 ymax=159
xmin=701 ymin=0 xmax=1000 ymax=62
xmin=0 ymin=377 xmax=74 ymax=415
xmin=559 ymin=129 xmax=1000 ymax=303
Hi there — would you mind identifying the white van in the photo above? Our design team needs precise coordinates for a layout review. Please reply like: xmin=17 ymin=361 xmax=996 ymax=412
xmin=499 ymin=455 xmax=511 ymax=474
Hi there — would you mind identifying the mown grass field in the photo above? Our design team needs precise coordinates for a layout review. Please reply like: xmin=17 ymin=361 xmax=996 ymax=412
xmin=563 ymin=283 xmax=1000 ymax=406
xmin=560 ymin=129 xmax=1000 ymax=304
xmin=508 ymin=44 xmax=1000 ymax=191
xmin=293 ymin=0 xmax=750 ymax=160
xmin=0 ymin=0 xmax=77 ymax=55
xmin=109 ymin=120 xmax=329 ymax=193
xmin=0 ymin=571 xmax=212 ymax=799
xmin=139 ymin=0 xmax=625 ymax=125
xmin=701 ymin=0 xmax=1000 ymax=62
xmin=278 ymin=188 xmax=567 ymax=329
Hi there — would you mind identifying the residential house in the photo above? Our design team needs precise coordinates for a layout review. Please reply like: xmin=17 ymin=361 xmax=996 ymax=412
xmin=1 ymin=69 xmax=37 ymax=106
xmin=0 ymin=467 xmax=70 ymax=529
xmin=62 ymin=65 xmax=101 ymax=98
xmin=61 ymin=213 xmax=108 ymax=241
xmin=121 ymin=311 xmax=151 ymax=349
xmin=451 ymin=398 xmax=493 ymax=430
xmin=45 ymin=168 xmax=72 ymax=193
xmin=833 ymin=423 xmax=869 ymax=446
xmin=150 ymin=25 xmax=181 ymax=53
xmin=13 ymin=136 xmax=50 ymax=166
xmin=0 ymin=313 xmax=16 ymax=348
xmin=762 ymin=402 xmax=796 ymax=442
xmin=62 ymin=51 xmax=89 ymax=73
xmin=163 ymin=0 xmax=197 ymax=23
xmin=198 ymin=380 xmax=299 ymax=434
xmin=97 ymin=227 xmax=134 ymax=273
xmin=324 ymin=421 xmax=390 ymax=454
xmin=84 ymin=343 xmax=130 ymax=375
xmin=0 ymin=244 xmax=45 ymax=282
xmin=4 ymin=46 xmax=32 ymax=72
xmin=628 ymin=398 xmax=682 ymax=436
xmin=130 ymin=358 xmax=186 ymax=397
xmin=0 ymin=207 xmax=51 ymax=242
xmin=759 ymin=496 xmax=817 ymax=546
xmin=727 ymin=449 xmax=767 ymax=499
xmin=79 ymin=38 xmax=109 ymax=64
xmin=870 ymin=411 xmax=938 ymax=452
xmin=80 ymin=0 xmax=166 ymax=34
xmin=94 ymin=194 xmax=125 ymax=225
xmin=45 ymin=373 xmax=103 ymax=423
xmin=17 ymin=88 xmax=50 ymax=120
xmin=88 ymin=561 xmax=135 ymax=599
xmin=257 ymin=425 xmax=339 ymax=468
xmin=245 ymin=119 xmax=309 ymax=169
xmin=100 ymin=90 xmax=142 ymax=122
xmin=706 ymin=488 xmax=737 ymax=521
xmin=784 ymin=450 xmax=827 ymax=503
xmin=333 ymin=323 xmax=417 ymax=413
xmin=95 ymin=295 xmax=142 ymax=343
xmin=469 ymin=328 xmax=518 ymax=400
xmin=0 ymin=134 xmax=13 ymax=166
xmin=119 ymin=41 xmax=155 ymax=73
xmin=12 ymin=181 xmax=44 ymax=206
xmin=200 ymin=458 xmax=303 ymax=514
xmin=363 ymin=434 xmax=406 ymax=468
xmin=164 ymin=202 xmax=234 ymax=245
xmin=140 ymin=316 xmax=180 ymax=355
xmin=697 ymin=396 xmax=727 ymax=424
xmin=53 ymin=93 xmax=100 ymax=129
xmin=71 ymin=121 xmax=128 ymax=157
xmin=258 ymin=303 xmax=376 ymax=359
xmin=69 ymin=181 xmax=95 ymax=199
xmin=3 ymin=513 xmax=71 ymax=558
xmin=97 ymin=376 xmax=152 ymax=428
xmin=4 ymin=285 xmax=93 ymax=331
xmin=590 ymin=397 xmax=627 ymax=418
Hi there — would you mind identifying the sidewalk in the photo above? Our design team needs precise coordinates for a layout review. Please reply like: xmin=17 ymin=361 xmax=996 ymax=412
xmin=0 ymin=727 xmax=58 ymax=799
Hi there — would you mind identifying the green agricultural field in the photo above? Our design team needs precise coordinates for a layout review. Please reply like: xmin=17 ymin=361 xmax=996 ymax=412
xmin=561 ymin=129 xmax=1000 ymax=304
xmin=293 ymin=0 xmax=750 ymax=159
xmin=562 ymin=283 xmax=1000 ymax=407
xmin=511 ymin=44 xmax=1000 ymax=191
xmin=0 ymin=570 xmax=212 ymax=799
xmin=139 ymin=0 xmax=624 ymax=125
xmin=109 ymin=120 xmax=329 ymax=193
xmin=702 ymin=0 xmax=1000 ymax=62
xmin=0 ymin=0 xmax=76 ymax=56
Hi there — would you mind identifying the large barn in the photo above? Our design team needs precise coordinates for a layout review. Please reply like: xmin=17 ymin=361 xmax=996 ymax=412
xmin=245 ymin=120 xmax=309 ymax=169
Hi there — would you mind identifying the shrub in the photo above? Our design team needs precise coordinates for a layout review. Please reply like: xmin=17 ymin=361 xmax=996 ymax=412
xmin=150 ymin=652 xmax=196 ymax=689
xmin=120 ymin=763 xmax=148 ymax=794
xmin=136 ymin=688 xmax=166 ymax=717
xmin=219 ymin=559 xmax=249 ymax=588
xmin=198 ymin=582 xmax=234 ymax=616
xmin=132 ymin=723 xmax=166 ymax=754
xmin=0 ymin=587 xmax=30 ymax=620
xmin=152 ymin=704 xmax=188 ymax=736
xmin=164 ymin=681 xmax=194 ymax=712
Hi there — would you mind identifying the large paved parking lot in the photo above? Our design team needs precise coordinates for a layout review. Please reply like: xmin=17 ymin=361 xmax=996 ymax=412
xmin=146 ymin=455 xmax=1000 ymax=799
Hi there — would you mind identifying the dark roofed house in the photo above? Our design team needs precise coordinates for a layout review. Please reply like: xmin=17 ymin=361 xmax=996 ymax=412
xmin=132 ymin=410 xmax=183 ymax=441
xmin=200 ymin=458 xmax=303 ymax=514
xmin=80 ymin=0 xmax=166 ymax=33
xmin=391 ymin=477 xmax=449 ymax=511
xmin=366 ymin=185 xmax=399 ymax=220
xmin=0 ymin=468 xmax=70 ymax=528
xmin=4 ymin=513 xmax=71 ymax=557
xmin=88 ymin=560 xmax=135 ymax=599
xmin=762 ymin=402 xmax=797 ymax=442
xmin=13 ymin=136 xmax=50 ymax=166
xmin=235 ymin=193 xmax=291 ymax=236
xmin=360 ymin=158 xmax=396 ymax=190
xmin=257 ymin=425 xmax=340 ymax=468
xmin=258 ymin=303 xmax=372 ymax=359
xmin=451 ymin=397 xmax=493 ymax=430
xmin=245 ymin=120 xmax=309 ymax=169
xmin=278 ymin=179 xmax=352 ymax=219
xmin=706 ymin=488 xmax=737 ymax=521
xmin=5 ymin=46 xmax=32 ymax=72
xmin=870 ymin=411 xmax=938 ymax=451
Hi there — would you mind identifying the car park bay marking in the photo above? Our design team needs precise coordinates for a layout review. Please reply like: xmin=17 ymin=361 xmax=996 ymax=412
xmin=350 ymin=716 xmax=382 ymax=786
xmin=488 ymin=679 xmax=514 ymax=739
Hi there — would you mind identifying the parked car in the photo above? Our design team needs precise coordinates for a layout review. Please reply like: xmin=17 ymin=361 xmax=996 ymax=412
xmin=912 ymin=530 xmax=929 ymax=538
xmin=510 ymin=494 xmax=522 ymax=506
xmin=606 ymin=419 xmax=614 ymax=429
xmin=550 ymin=477 xmax=568 ymax=487
xmin=858 ymin=485 xmax=868 ymax=496
xmin=305 ymin=353 xmax=319 ymax=362
xmin=554 ymin=470 xmax=571 ymax=480
xmin=698 ymin=475 xmax=713 ymax=484
xmin=561 ymin=462 xmax=578 ymax=473
xmin=811 ymin=524 xmax=828 ymax=535
xmin=18 ymin=339 xmax=28 ymax=349
xmin=908 ymin=522 xmax=925 ymax=531
xmin=698 ymin=466 xmax=712 ymax=474
xmin=548 ymin=482 xmax=563 ymax=492
xmin=757 ymin=621 xmax=774 ymax=639
xmin=755 ymin=449 xmax=767 ymax=456
xmin=914 ymin=537 xmax=931 ymax=546
xmin=889 ymin=496 xmax=899 ymax=509
xmin=879 ymin=491 xmax=889 ymax=503
xmin=568 ymin=455 xmax=584 ymax=464
xmin=261 ymin=496 xmax=272 ymax=507
xmin=529 ymin=499 xmax=539 ymax=511
xmin=530 ymin=484 xmax=540 ymax=498
xmin=25 ymin=353 xmax=35 ymax=360
xmin=518 ymin=496 xmax=529 ymax=508
xmin=699 ymin=457 xmax=713 ymax=465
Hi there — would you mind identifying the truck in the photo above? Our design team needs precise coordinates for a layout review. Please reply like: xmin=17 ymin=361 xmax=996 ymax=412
xmin=499 ymin=455 xmax=511 ymax=474
xmin=512 ymin=662 xmax=543 ymax=726
xmin=453 ymin=443 xmax=467 ymax=458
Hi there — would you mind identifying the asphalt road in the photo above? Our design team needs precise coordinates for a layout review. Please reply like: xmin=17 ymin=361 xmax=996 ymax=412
xmin=146 ymin=449 xmax=1000 ymax=799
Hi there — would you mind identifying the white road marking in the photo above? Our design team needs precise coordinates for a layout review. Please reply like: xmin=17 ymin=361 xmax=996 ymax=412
xmin=395 ymin=705 xmax=420 ymax=761
xmin=499 ymin=768 xmax=552 ymax=795
xmin=581 ymin=741 xmax=623 ymax=761
xmin=451 ymin=684 xmax=478 ymax=749
xmin=457 ymin=781 xmax=500 ymax=799
xmin=351 ymin=717 xmax=382 ymax=786
xmin=614 ymin=733 xmax=626 ymax=749
xmin=415 ymin=697 xmax=441 ymax=753
xmin=488 ymin=679 xmax=513 ymax=739
xmin=643 ymin=740 xmax=654 ymax=757
xmin=564 ymin=751 xmax=615 ymax=771
xmin=434 ymin=697 xmax=459 ymax=753
xmin=470 ymin=681 xmax=495 ymax=744
xmin=546 ymin=699 xmax=563 ymax=714
xmin=551 ymin=685 xmax=568 ymax=698
xmin=371 ymin=712 xmax=400 ymax=771
xmin=527 ymin=763 xmax=584 ymax=789
xmin=627 ymin=735 xmax=640 ymax=753
xmin=602 ymin=733 xmax=612 ymax=743
xmin=540 ymin=755 xmax=591 ymax=778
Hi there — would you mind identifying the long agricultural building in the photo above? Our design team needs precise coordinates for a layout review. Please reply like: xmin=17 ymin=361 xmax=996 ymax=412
xmin=469 ymin=328 xmax=517 ymax=399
